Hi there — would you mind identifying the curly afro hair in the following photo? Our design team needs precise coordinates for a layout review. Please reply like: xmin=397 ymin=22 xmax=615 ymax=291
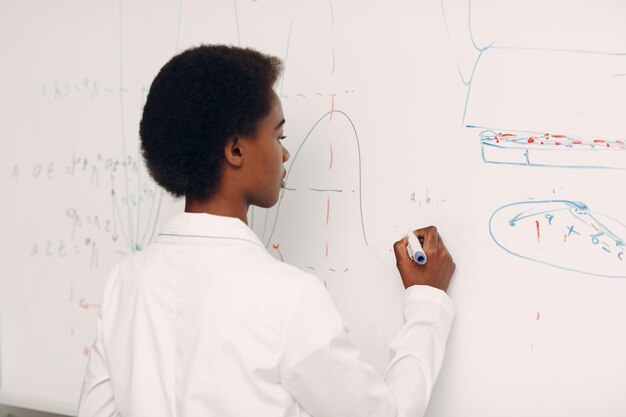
xmin=140 ymin=45 xmax=283 ymax=200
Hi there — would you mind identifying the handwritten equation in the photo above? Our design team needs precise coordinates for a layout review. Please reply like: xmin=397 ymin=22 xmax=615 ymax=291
xmin=489 ymin=199 xmax=626 ymax=278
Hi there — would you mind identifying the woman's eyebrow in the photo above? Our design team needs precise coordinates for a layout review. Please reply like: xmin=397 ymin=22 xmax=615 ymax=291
xmin=275 ymin=119 xmax=285 ymax=129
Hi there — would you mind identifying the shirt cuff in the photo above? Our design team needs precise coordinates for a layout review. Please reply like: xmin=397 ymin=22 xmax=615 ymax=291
xmin=403 ymin=285 xmax=455 ymax=324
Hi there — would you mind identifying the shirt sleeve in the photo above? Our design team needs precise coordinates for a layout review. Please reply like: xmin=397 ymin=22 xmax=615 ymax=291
xmin=77 ymin=264 xmax=121 ymax=417
xmin=279 ymin=278 xmax=455 ymax=417
xmin=77 ymin=310 xmax=119 ymax=417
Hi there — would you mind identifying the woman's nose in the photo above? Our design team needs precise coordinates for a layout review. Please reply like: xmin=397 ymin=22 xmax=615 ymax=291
xmin=282 ymin=145 xmax=290 ymax=162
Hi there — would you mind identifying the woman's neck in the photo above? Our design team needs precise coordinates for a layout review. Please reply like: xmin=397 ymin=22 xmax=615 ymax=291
xmin=184 ymin=192 xmax=249 ymax=224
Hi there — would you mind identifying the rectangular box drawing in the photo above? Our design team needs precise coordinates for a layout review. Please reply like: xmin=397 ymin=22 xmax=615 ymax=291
xmin=479 ymin=129 xmax=626 ymax=170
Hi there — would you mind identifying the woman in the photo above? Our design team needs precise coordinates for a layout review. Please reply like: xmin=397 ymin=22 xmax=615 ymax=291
xmin=78 ymin=45 xmax=456 ymax=417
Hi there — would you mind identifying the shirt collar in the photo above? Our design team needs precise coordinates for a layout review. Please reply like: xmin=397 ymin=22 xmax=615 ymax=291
xmin=156 ymin=212 xmax=265 ymax=249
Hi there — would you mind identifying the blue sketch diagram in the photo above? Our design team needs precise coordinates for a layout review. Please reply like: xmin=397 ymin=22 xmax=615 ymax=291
xmin=489 ymin=200 xmax=626 ymax=278
xmin=109 ymin=155 xmax=164 ymax=254
xmin=441 ymin=0 xmax=626 ymax=168
xmin=478 ymin=129 xmax=626 ymax=170
xmin=441 ymin=2 xmax=626 ymax=278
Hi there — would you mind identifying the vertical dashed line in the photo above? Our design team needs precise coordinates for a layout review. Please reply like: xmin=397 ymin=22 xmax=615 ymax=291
xmin=233 ymin=0 xmax=241 ymax=46
xmin=329 ymin=143 xmax=333 ymax=170
xmin=118 ymin=0 xmax=136 ymax=250
xmin=328 ymin=0 xmax=336 ymax=116
xmin=175 ymin=0 xmax=183 ymax=52
xmin=326 ymin=197 xmax=330 ymax=225
xmin=279 ymin=20 xmax=293 ymax=98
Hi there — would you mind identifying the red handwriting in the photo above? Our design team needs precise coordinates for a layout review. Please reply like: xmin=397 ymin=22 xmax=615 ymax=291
xmin=79 ymin=298 xmax=100 ymax=310
xmin=272 ymin=244 xmax=284 ymax=262
xmin=535 ymin=220 xmax=540 ymax=243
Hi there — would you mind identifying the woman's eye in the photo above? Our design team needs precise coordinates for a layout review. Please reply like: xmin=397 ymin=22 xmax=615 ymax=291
xmin=278 ymin=135 xmax=287 ymax=141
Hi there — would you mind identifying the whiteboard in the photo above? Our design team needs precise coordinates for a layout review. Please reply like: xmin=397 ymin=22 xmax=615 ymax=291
xmin=1 ymin=1 xmax=625 ymax=415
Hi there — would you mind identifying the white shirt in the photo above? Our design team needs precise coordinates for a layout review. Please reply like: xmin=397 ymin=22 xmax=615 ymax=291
xmin=78 ymin=212 xmax=455 ymax=417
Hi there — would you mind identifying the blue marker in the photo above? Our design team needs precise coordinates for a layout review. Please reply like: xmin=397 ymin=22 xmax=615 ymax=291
xmin=407 ymin=231 xmax=427 ymax=265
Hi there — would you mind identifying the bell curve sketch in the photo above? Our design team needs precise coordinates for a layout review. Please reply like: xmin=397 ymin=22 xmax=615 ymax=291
xmin=264 ymin=109 xmax=368 ymax=246
xmin=253 ymin=109 xmax=369 ymax=253
xmin=489 ymin=199 xmax=626 ymax=278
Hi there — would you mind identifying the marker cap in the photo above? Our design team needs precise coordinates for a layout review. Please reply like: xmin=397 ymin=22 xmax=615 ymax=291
xmin=407 ymin=231 xmax=427 ymax=265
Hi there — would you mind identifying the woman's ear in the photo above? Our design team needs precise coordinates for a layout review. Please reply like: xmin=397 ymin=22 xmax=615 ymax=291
xmin=224 ymin=136 xmax=244 ymax=167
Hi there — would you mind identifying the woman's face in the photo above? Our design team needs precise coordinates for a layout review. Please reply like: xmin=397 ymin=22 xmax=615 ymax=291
xmin=242 ymin=92 xmax=290 ymax=208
